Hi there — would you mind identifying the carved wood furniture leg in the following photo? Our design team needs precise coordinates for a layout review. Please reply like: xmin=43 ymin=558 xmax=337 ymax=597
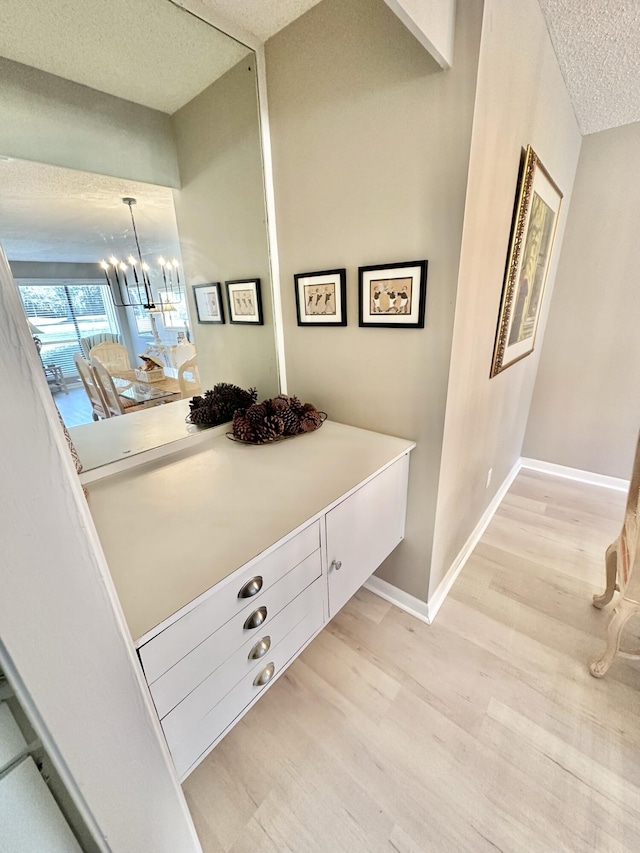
xmin=617 ymin=647 xmax=640 ymax=660
xmin=592 ymin=541 xmax=619 ymax=609
xmin=589 ymin=599 xmax=638 ymax=678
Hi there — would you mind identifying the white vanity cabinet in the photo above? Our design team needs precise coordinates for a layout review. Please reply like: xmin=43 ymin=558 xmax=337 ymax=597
xmin=138 ymin=529 xmax=325 ymax=779
xmin=326 ymin=454 xmax=410 ymax=617
xmin=87 ymin=421 xmax=414 ymax=780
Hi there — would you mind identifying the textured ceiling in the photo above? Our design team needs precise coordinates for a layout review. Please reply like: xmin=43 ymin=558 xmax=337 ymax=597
xmin=0 ymin=159 xmax=181 ymax=264
xmin=4 ymin=0 xmax=638 ymax=133
xmin=198 ymin=0 xmax=324 ymax=41
xmin=0 ymin=0 xmax=249 ymax=113
xmin=538 ymin=0 xmax=640 ymax=134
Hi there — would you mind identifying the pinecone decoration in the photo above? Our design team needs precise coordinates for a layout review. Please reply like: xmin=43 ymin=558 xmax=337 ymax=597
xmin=269 ymin=394 xmax=290 ymax=415
xmin=232 ymin=411 xmax=256 ymax=442
xmin=189 ymin=383 xmax=257 ymax=426
xmin=187 ymin=392 xmax=224 ymax=425
xmin=213 ymin=383 xmax=258 ymax=419
xmin=281 ymin=407 xmax=301 ymax=436
xmin=189 ymin=405 xmax=214 ymax=426
xmin=287 ymin=395 xmax=306 ymax=417
xmin=246 ymin=402 xmax=268 ymax=426
xmin=229 ymin=392 xmax=323 ymax=442
xmin=255 ymin=415 xmax=285 ymax=443
xmin=299 ymin=404 xmax=323 ymax=433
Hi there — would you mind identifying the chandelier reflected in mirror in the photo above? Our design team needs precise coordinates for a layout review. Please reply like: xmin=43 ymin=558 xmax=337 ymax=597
xmin=99 ymin=197 xmax=188 ymax=342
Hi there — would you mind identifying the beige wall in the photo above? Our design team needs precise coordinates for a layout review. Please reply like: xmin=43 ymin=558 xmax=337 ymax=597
xmin=524 ymin=122 xmax=640 ymax=480
xmin=171 ymin=60 xmax=279 ymax=399
xmin=0 ymin=57 xmax=179 ymax=187
xmin=428 ymin=0 xmax=582 ymax=596
xmin=266 ymin=0 xmax=483 ymax=600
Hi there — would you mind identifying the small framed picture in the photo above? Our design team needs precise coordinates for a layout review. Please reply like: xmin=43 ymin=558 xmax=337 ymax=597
xmin=359 ymin=260 xmax=427 ymax=328
xmin=193 ymin=283 xmax=225 ymax=324
xmin=226 ymin=279 xmax=264 ymax=325
xmin=294 ymin=268 xmax=347 ymax=326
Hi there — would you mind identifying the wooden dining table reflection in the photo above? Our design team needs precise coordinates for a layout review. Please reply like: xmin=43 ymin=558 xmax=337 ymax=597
xmin=111 ymin=368 xmax=182 ymax=408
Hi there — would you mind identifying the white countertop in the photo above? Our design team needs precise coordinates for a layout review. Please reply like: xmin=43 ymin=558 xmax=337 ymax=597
xmin=69 ymin=400 xmax=209 ymax=472
xmin=87 ymin=421 xmax=415 ymax=641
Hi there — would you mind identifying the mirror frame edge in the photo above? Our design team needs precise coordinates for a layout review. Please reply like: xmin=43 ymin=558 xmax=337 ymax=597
xmin=169 ymin=0 xmax=288 ymax=393
xmin=254 ymin=44 xmax=288 ymax=394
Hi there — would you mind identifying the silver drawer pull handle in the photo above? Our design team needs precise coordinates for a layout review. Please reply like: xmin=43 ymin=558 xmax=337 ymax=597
xmin=330 ymin=559 xmax=342 ymax=571
xmin=238 ymin=576 xmax=263 ymax=599
xmin=248 ymin=636 xmax=271 ymax=660
xmin=244 ymin=606 xmax=267 ymax=630
xmin=253 ymin=662 xmax=275 ymax=687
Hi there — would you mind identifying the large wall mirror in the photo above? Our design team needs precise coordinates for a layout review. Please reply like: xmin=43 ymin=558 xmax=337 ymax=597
xmin=0 ymin=0 xmax=280 ymax=471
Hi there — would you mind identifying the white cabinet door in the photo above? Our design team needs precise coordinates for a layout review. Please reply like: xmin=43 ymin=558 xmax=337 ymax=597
xmin=327 ymin=455 xmax=410 ymax=617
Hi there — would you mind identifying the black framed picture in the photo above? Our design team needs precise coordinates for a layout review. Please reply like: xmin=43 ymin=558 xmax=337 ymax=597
xmin=358 ymin=260 xmax=428 ymax=328
xmin=225 ymin=279 xmax=264 ymax=325
xmin=294 ymin=268 xmax=347 ymax=326
xmin=193 ymin=282 xmax=225 ymax=324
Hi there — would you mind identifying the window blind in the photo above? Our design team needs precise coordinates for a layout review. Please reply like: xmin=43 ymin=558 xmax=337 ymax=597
xmin=18 ymin=280 xmax=119 ymax=378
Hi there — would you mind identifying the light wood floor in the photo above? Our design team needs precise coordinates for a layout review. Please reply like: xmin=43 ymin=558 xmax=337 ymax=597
xmin=183 ymin=470 xmax=640 ymax=852
xmin=52 ymin=384 xmax=93 ymax=427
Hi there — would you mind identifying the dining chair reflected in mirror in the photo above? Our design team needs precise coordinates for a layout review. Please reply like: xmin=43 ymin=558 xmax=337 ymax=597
xmin=89 ymin=341 xmax=131 ymax=374
xmin=74 ymin=353 xmax=109 ymax=421
xmin=178 ymin=355 xmax=201 ymax=399
xmin=34 ymin=336 xmax=68 ymax=395
xmin=80 ymin=332 xmax=121 ymax=360
xmin=90 ymin=357 xmax=145 ymax=417
xmin=172 ymin=340 xmax=196 ymax=369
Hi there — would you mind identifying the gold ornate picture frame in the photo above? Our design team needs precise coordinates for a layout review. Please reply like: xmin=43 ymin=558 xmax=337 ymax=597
xmin=490 ymin=145 xmax=563 ymax=377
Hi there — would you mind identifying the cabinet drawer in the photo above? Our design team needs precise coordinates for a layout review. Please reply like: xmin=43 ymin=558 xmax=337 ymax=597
xmin=149 ymin=550 xmax=322 ymax=718
xmin=163 ymin=577 xmax=324 ymax=739
xmin=139 ymin=520 xmax=320 ymax=683
xmin=168 ymin=579 xmax=325 ymax=779
xmin=327 ymin=456 xmax=409 ymax=617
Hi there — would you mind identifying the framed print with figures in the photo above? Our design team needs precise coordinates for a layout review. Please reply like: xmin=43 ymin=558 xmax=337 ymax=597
xmin=294 ymin=268 xmax=347 ymax=326
xmin=359 ymin=260 xmax=427 ymax=328
xmin=226 ymin=279 xmax=263 ymax=325
xmin=193 ymin=283 xmax=224 ymax=324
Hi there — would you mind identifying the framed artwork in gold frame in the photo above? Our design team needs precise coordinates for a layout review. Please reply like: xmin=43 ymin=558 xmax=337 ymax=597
xmin=490 ymin=145 xmax=563 ymax=377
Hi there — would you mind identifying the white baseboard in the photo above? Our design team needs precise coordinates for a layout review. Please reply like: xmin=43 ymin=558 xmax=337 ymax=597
xmin=365 ymin=459 xmax=522 ymax=626
xmin=365 ymin=454 xmax=627 ymax=628
xmin=426 ymin=458 xmax=523 ymax=623
xmin=520 ymin=457 xmax=629 ymax=492
xmin=363 ymin=575 xmax=431 ymax=624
